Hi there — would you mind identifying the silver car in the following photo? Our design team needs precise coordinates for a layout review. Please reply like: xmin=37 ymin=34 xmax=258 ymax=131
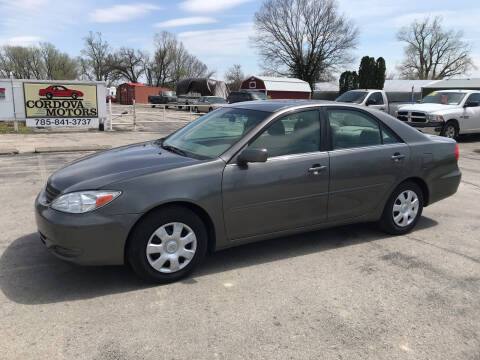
xmin=193 ymin=96 xmax=227 ymax=113
xmin=35 ymin=101 xmax=461 ymax=283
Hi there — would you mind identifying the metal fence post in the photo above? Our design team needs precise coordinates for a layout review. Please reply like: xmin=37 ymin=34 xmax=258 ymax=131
xmin=10 ymin=73 xmax=18 ymax=132
xmin=133 ymin=99 xmax=136 ymax=131
xmin=108 ymin=98 xmax=113 ymax=131
xmin=163 ymin=105 xmax=166 ymax=122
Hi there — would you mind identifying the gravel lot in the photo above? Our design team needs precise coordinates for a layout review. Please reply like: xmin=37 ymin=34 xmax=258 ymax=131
xmin=0 ymin=132 xmax=479 ymax=359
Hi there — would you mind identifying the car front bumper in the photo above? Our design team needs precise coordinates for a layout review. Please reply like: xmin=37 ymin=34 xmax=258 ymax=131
xmin=35 ymin=194 xmax=138 ymax=266
xmin=407 ymin=121 xmax=444 ymax=135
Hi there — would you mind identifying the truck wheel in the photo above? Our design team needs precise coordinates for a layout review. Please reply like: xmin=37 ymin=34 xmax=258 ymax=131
xmin=441 ymin=121 xmax=459 ymax=140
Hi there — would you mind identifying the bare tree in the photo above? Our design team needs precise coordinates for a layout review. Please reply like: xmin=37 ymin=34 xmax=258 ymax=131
xmin=224 ymin=64 xmax=245 ymax=91
xmin=147 ymin=31 xmax=212 ymax=88
xmin=80 ymin=31 xmax=112 ymax=82
xmin=109 ymin=48 xmax=146 ymax=83
xmin=397 ymin=17 xmax=475 ymax=80
xmin=252 ymin=0 xmax=358 ymax=89
xmin=39 ymin=42 xmax=78 ymax=80
xmin=0 ymin=45 xmax=44 ymax=79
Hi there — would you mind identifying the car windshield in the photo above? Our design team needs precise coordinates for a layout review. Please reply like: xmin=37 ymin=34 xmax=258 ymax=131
xmin=336 ymin=91 xmax=368 ymax=104
xmin=251 ymin=92 xmax=268 ymax=100
xmin=162 ymin=108 xmax=269 ymax=159
xmin=422 ymin=91 xmax=466 ymax=105
xmin=162 ymin=91 xmax=176 ymax=97
xmin=209 ymin=97 xmax=227 ymax=103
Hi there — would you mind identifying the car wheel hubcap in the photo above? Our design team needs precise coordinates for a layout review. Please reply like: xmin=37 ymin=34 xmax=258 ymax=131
xmin=392 ymin=190 xmax=419 ymax=227
xmin=146 ymin=222 xmax=197 ymax=273
xmin=445 ymin=125 xmax=456 ymax=138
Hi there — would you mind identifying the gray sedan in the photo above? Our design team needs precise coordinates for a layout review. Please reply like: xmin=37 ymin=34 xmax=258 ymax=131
xmin=35 ymin=101 xmax=461 ymax=283
xmin=193 ymin=96 xmax=227 ymax=113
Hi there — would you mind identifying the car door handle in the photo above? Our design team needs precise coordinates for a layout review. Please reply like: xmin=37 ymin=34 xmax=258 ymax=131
xmin=308 ymin=165 xmax=327 ymax=174
xmin=391 ymin=153 xmax=406 ymax=161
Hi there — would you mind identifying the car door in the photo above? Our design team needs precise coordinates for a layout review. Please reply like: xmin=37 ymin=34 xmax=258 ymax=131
xmin=326 ymin=107 xmax=409 ymax=221
xmin=222 ymin=109 xmax=330 ymax=240
xmin=366 ymin=92 xmax=386 ymax=112
xmin=461 ymin=93 xmax=480 ymax=132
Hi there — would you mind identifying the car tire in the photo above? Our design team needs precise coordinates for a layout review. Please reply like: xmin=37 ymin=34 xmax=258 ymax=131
xmin=208 ymin=107 xmax=213 ymax=112
xmin=72 ymin=93 xmax=78 ymax=99
xmin=441 ymin=121 xmax=459 ymax=140
xmin=379 ymin=181 xmax=424 ymax=235
xmin=127 ymin=206 xmax=208 ymax=283
xmin=46 ymin=93 xmax=53 ymax=99
xmin=194 ymin=106 xmax=199 ymax=113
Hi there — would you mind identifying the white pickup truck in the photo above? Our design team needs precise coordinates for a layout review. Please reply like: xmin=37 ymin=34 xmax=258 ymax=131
xmin=335 ymin=89 xmax=414 ymax=116
xmin=396 ymin=90 xmax=480 ymax=139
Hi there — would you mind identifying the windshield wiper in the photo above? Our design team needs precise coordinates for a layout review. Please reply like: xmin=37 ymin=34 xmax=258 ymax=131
xmin=162 ymin=144 xmax=188 ymax=157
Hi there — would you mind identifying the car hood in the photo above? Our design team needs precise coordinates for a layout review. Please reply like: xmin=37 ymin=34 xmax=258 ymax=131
xmin=48 ymin=141 xmax=199 ymax=193
xmin=398 ymin=103 xmax=459 ymax=113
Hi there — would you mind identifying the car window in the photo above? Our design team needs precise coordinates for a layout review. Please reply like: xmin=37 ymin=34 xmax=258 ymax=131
xmin=369 ymin=92 xmax=384 ymax=105
xmin=466 ymin=93 xmax=480 ymax=103
xmin=381 ymin=124 xmax=402 ymax=144
xmin=248 ymin=110 xmax=320 ymax=158
xmin=164 ymin=108 xmax=268 ymax=159
xmin=328 ymin=109 xmax=382 ymax=149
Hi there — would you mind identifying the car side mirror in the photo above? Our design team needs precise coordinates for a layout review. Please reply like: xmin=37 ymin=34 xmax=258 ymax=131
xmin=237 ymin=148 xmax=268 ymax=165
xmin=365 ymin=99 xmax=376 ymax=106
xmin=464 ymin=101 xmax=479 ymax=108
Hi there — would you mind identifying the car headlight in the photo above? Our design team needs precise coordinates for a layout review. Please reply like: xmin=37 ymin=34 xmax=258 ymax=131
xmin=51 ymin=191 xmax=121 ymax=213
xmin=427 ymin=114 xmax=444 ymax=122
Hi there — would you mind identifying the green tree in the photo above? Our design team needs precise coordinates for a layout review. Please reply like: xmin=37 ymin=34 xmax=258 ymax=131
xmin=375 ymin=57 xmax=386 ymax=90
xmin=339 ymin=71 xmax=359 ymax=95
xmin=358 ymin=56 xmax=376 ymax=89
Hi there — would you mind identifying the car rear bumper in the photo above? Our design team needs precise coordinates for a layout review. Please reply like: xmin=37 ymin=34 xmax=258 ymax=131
xmin=35 ymin=194 xmax=138 ymax=266
xmin=429 ymin=168 xmax=462 ymax=205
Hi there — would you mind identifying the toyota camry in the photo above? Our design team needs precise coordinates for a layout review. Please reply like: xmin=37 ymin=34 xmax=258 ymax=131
xmin=35 ymin=101 xmax=461 ymax=283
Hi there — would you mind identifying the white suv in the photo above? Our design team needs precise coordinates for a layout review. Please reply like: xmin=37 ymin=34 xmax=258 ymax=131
xmin=396 ymin=90 xmax=480 ymax=139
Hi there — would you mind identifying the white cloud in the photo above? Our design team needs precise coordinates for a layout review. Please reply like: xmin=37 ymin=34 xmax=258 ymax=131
xmin=0 ymin=36 xmax=42 ymax=46
xmin=180 ymin=0 xmax=253 ymax=13
xmin=178 ymin=23 xmax=253 ymax=56
xmin=154 ymin=17 xmax=216 ymax=28
xmin=90 ymin=3 xmax=161 ymax=23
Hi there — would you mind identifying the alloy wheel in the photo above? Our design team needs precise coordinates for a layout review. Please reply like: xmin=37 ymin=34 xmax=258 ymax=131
xmin=146 ymin=222 xmax=197 ymax=273
xmin=392 ymin=190 xmax=419 ymax=227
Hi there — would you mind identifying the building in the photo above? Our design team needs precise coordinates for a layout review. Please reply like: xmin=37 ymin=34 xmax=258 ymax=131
xmin=421 ymin=78 xmax=480 ymax=96
xmin=117 ymin=83 xmax=169 ymax=105
xmin=240 ymin=76 xmax=311 ymax=99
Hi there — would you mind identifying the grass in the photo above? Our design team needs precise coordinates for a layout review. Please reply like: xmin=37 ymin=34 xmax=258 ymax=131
xmin=0 ymin=122 xmax=32 ymax=134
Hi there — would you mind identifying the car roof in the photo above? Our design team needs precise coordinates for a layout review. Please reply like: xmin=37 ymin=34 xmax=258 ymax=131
xmin=228 ymin=99 xmax=332 ymax=113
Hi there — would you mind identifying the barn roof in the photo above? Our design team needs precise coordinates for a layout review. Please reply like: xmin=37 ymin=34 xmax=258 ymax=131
xmin=249 ymin=76 xmax=311 ymax=93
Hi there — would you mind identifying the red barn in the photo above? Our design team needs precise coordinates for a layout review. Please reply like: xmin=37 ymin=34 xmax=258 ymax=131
xmin=240 ymin=76 xmax=311 ymax=99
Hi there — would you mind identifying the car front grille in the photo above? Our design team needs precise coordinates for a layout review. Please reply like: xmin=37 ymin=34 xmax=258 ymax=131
xmin=397 ymin=111 xmax=427 ymax=123
xmin=45 ymin=183 xmax=60 ymax=204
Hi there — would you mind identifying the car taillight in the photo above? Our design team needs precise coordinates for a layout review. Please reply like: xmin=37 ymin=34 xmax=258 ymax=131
xmin=454 ymin=143 xmax=459 ymax=161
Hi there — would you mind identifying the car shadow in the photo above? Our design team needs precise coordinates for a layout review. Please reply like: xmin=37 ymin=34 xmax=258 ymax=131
xmin=0 ymin=217 xmax=438 ymax=305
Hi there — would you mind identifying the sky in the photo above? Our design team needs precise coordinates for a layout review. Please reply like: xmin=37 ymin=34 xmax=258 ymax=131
xmin=0 ymin=0 xmax=479 ymax=81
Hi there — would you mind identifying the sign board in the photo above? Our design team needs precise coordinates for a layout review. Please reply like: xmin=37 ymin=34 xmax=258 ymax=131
xmin=23 ymin=83 xmax=99 ymax=127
